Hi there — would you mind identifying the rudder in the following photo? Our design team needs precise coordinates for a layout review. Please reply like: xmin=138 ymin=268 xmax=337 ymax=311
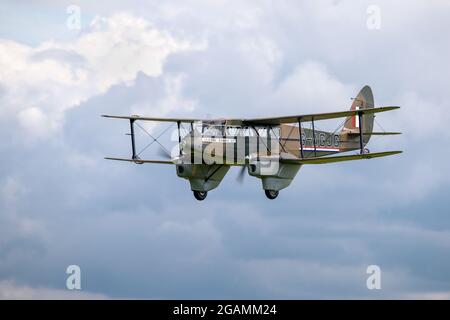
xmin=342 ymin=85 xmax=374 ymax=145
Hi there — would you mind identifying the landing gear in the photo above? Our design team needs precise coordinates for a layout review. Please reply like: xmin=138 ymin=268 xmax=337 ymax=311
xmin=264 ymin=190 xmax=279 ymax=200
xmin=193 ymin=190 xmax=208 ymax=201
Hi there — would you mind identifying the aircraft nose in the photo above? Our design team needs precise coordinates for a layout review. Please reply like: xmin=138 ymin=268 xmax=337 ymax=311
xmin=181 ymin=136 xmax=202 ymax=155
xmin=181 ymin=137 xmax=189 ymax=151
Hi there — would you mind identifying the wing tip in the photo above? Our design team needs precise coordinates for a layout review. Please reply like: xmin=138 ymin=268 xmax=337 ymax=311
xmin=382 ymin=105 xmax=401 ymax=110
xmin=365 ymin=150 xmax=403 ymax=159
xmin=104 ymin=156 xmax=174 ymax=165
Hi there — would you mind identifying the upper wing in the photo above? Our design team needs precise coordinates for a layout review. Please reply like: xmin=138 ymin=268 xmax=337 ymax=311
xmin=101 ymin=114 xmax=203 ymax=123
xmin=280 ymin=151 xmax=402 ymax=165
xmin=242 ymin=106 xmax=400 ymax=125
xmin=105 ymin=157 xmax=174 ymax=164
xmin=102 ymin=106 xmax=399 ymax=125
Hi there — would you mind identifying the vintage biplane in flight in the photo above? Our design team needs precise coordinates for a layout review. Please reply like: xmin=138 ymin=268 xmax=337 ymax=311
xmin=103 ymin=86 xmax=401 ymax=200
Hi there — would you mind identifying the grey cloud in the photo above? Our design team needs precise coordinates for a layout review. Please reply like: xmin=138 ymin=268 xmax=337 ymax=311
xmin=1 ymin=0 xmax=450 ymax=299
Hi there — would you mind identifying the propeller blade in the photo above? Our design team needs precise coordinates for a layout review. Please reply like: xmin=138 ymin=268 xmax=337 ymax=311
xmin=157 ymin=147 xmax=172 ymax=160
xmin=237 ymin=165 xmax=247 ymax=184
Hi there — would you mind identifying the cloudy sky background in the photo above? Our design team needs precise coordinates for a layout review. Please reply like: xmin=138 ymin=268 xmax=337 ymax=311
xmin=1 ymin=0 xmax=450 ymax=299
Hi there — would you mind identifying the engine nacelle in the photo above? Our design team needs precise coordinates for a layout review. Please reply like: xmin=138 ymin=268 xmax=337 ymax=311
xmin=248 ymin=160 xmax=301 ymax=191
xmin=176 ymin=164 xmax=230 ymax=192
xmin=247 ymin=160 xmax=280 ymax=177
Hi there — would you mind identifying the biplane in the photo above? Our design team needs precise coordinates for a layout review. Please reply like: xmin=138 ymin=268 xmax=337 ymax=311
xmin=103 ymin=86 xmax=401 ymax=200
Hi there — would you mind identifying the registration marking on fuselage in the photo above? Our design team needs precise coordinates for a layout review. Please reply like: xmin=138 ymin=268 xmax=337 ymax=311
xmin=202 ymin=137 xmax=236 ymax=143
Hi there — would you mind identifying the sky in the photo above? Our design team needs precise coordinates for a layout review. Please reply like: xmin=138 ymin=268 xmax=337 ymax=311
xmin=1 ymin=0 xmax=450 ymax=299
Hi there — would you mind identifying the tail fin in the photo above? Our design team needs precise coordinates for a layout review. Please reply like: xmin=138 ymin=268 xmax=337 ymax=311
xmin=342 ymin=85 xmax=374 ymax=145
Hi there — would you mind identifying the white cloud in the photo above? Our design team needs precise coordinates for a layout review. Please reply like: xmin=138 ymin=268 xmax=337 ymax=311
xmin=0 ymin=13 xmax=202 ymax=139
xmin=273 ymin=61 xmax=356 ymax=114
xmin=130 ymin=74 xmax=196 ymax=117
xmin=17 ymin=107 xmax=52 ymax=137
xmin=1 ymin=1 xmax=450 ymax=299
xmin=237 ymin=35 xmax=283 ymax=84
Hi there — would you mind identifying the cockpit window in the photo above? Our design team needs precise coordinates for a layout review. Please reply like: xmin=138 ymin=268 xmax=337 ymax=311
xmin=203 ymin=125 xmax=224 ymax=136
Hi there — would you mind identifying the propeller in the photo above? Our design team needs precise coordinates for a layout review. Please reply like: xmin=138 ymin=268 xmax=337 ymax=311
xmin=157 ymin=147 xmax=172 ymax=160
xmin=237 ymin=165 xmax=247 ymax=184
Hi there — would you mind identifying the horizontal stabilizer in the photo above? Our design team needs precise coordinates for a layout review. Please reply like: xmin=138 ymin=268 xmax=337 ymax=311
xmin=281 ymin=151 xmax=402 ymax=165
xmin=105 ymin=157 xmax=174 ymax=164
xmin=368 ymin=132 xmax=402 ymax=135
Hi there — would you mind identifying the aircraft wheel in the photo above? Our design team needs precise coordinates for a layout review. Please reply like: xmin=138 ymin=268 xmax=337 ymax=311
xmin=265 ymin=190 xmax=279 ymax=200
xmin=193 ymin=191 xmax=208 ymax=201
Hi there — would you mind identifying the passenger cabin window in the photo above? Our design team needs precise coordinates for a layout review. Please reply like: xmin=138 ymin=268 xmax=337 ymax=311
xmin=225 ymin=126 xmax=240 ymax=136
xmin=257 ymin=128 xmax=267 ymax=137
xmin=200 ymin=125 xmax=280 ymax=137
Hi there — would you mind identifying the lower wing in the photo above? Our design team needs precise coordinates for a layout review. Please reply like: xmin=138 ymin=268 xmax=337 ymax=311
xmin=280 ymin=151 xmax=402 ymax=165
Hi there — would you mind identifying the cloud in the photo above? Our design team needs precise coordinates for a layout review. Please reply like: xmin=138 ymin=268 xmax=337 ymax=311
xmin=272 ymin=61 xmax=356 ymax=114
xmin=0 ymin=280 xmax=107 ymax=300
xmin=400 ymin=291 xmax=450 ymax=300
xmin=0 ymin=13 xmax=201 ymax=139
xmin=0 ymin=1 xmax=450 ymax=299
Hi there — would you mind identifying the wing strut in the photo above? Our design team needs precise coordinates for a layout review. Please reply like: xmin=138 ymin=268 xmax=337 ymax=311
xmin=251 ymin=125 xmax=271 ymax=161
xmin=177 ymin=121 xmax=182 ymax=157
xmin=129 ymin=119 xmax=137 ymax=160
xmin=190 ymin=122 xmax=194 ymax=164
xmin=311 ymin=117 xmax=317 ymax=157
xmin=358 ymin=111 xmax=363 ymax=154
xmin=298 ymin=117 xmax=304 ymax=159
xmin=270 ymin=127 xmax=287 ymax=154
xmin=251 ymin=126 xmax=260 ymax=161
